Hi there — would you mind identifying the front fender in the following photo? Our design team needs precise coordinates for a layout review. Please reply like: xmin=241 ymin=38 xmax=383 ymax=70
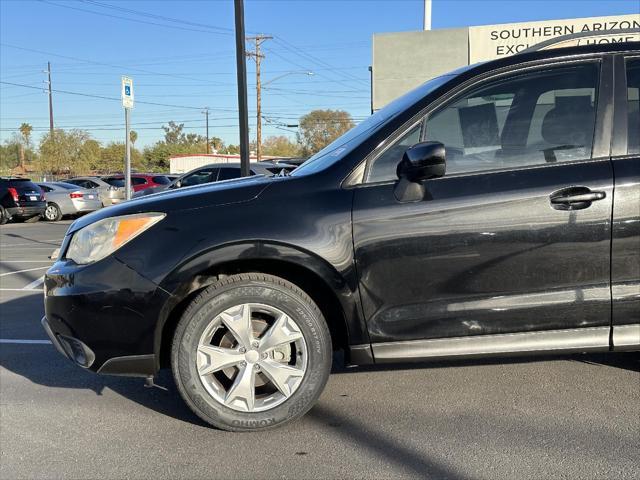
xmin=153 ymin=240 xmax=369 ymax=363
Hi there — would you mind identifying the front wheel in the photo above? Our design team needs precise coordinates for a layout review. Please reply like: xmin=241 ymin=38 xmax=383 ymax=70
xmin=171 ymin=273 xmax=332 ymax=431
xmin=0 ymin=206 xmax=8 ymax=225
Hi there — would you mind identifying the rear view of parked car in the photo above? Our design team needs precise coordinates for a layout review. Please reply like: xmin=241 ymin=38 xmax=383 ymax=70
xmin=65 ymin=177 xmax=125 ymax=206
xmin=0 ymin=177 xmax=46 ymax=224
xmin=38 ymin=182 xmax=102 ymax=222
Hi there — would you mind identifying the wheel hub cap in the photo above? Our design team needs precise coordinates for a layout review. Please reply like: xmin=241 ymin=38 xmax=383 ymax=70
xmin=196 ymin=303 xmax=308 ymax=413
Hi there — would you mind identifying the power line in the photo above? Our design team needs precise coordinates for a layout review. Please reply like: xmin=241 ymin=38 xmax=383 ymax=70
xmin=39 ymin=0 xmax=233 ymax=36
xmin=81 ymin=0 xmax=235 ymax=34
xmin=0 ymin=80 xmax=206 ymax=110
xmin=0 ymin=43 xmax=228 ymax=85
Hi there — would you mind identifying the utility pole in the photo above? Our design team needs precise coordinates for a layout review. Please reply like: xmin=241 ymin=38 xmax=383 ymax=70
xmin=246 ymin=34 xmax=272 ymax=162
xmin=234 ymin=0 xmax=250 ymax=177
xmin=423 ymin=0 xmax=432 ymax=30
xmin=203 ymin=108 xmax=210 ymax=154
xmin=46 ymin=62 xmax=54 ymax=135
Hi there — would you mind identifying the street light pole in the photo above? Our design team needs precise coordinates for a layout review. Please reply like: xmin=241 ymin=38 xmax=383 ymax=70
xmin=234 ymin=0 xmax=250 ymax=177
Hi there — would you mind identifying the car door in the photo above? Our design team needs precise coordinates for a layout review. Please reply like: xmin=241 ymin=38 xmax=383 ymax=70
xmin=610 ymin=55 xmax=640 ymax=347
xmin=352 ymin=58 xmax=614 ymax=349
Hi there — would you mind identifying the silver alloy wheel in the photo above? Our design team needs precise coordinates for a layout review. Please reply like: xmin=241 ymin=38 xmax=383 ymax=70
xmin=196 ymin=303 xmax=308 ymax=413
xmin=44 ymin=205 xmax=59 ymax=221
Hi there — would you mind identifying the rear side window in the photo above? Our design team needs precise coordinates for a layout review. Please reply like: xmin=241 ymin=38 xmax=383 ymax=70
xmin=39 ymin=185 xmax=53 ymax=193
xmin=217 ymin=168 xmax=242 ymax=181
xmin=131 ymin=177 xmax=147 ymax=185
xmin=627 ymin=58 xmax=640 ymax=155
xmin=103 ymin=178 xmax=125 ymax=187
xmin=152 ymin=175 xmax=171 ymax=185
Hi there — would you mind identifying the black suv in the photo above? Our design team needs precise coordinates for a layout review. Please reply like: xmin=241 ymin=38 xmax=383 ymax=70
xmin=0 ymin=177 xmax=46 ymax=224
xmin=43 ymin=40 xmax=639 ymax=431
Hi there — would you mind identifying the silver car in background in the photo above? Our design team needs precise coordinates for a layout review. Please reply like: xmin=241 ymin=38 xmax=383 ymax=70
xmin=65 ymin=176 xmax=126 ymax=206
xmin=38 ymin=182 xmax=102 ymax=222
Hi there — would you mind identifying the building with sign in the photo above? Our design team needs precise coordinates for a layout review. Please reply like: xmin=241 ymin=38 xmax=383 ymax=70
xmin=372 ymin=14 xmax=639 ymax=110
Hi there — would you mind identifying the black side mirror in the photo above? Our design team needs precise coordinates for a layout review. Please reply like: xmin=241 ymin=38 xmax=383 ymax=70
xmin=396 ymin=141 xmax=446 ymax=182
xmin=173 ymin=180 xmax=181 ymax=189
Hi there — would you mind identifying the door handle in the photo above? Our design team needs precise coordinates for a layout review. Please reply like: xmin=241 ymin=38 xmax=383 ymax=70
xmin=549 ymin=187 xmax=606 ymax=211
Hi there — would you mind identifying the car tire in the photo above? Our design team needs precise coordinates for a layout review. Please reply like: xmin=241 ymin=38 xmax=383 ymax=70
xmin=171 ymin=273 xmax=332 ymax=432
xmin=0 ymin=206 xmax=8 ymax=225
xmin=44 ymin=203 xmax=62 ymax=222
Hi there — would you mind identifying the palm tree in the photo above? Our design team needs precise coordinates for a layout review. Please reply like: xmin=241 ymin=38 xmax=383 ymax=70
xmin=129 ymin=129 xmax=138 ymax=147
xmin=18 ymin=123 xmax=32 ymax=168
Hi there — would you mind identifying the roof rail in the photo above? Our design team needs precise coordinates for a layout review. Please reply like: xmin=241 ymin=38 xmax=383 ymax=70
xmin=520 ymin=28 xmax=640 ymax=54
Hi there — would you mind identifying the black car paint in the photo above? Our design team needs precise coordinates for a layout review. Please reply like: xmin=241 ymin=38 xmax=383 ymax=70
xmin=43 ymin=42 xmax=640 ymax=376
xmin=0 ymin=178 xmax=46 ymax=220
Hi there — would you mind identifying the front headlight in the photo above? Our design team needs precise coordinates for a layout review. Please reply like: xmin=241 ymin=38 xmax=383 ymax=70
xmin=66 ymin=212 xmax=166 ymax=265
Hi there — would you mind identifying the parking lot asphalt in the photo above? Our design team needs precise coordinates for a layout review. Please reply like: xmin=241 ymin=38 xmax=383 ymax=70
xmin=0 ymin=221 xmax=639 ymax=480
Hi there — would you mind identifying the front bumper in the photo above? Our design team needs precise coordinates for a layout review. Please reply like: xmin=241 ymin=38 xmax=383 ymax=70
xmin=43 ymin=254 xmax=171 ymax=376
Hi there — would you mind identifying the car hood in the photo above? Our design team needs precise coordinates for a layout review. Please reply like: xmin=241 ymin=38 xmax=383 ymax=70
xmin=68 ymin=175 xmax=273 ymax=234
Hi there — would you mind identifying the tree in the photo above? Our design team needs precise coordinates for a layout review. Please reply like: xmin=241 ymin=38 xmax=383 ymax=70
xmin=38 ymin=129 xmax=92 ymax=176
xmin=297 ymin=109 xmax=355 ymax=156
xmin=262 ymin=135 xmax=300 ymax=157
xmin=129 ymin=130 xmax=138 ymax=146
xmin=100 ymin=142 xmax=144 ymax=173
xmin=80 ymin=139 xmax=102 ymax=171
xmin=18 ymin=123 xmax=33 ymax=167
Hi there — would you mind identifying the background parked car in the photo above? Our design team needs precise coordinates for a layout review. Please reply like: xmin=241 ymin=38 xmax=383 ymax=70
xmin=65 ymin=176 xmax=125 ymax=206
xmin=102 ymin=173 xmax=173 ymax=193
xmin=133 ymin=162 xmax=297 ymax=198
xmin=37 ymin=182 xmax=102 ymax=222
xmin=0 ymin=177 xmax=46 ymax=224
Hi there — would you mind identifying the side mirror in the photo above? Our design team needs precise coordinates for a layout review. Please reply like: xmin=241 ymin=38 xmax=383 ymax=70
xmin=173 ymin=180 xmax=182 ymax=189
xmin=396 ymin=141 xmax=446 ymax=182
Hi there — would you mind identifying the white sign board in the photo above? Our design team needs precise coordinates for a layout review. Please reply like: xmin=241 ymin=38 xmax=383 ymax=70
xmin=121 ymin=76 xmax=134 ymax=109
xmin=469 ymin=14 xmax=640 ymax=63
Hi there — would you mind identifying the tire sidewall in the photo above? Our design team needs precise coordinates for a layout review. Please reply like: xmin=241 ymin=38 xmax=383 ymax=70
xmin=0 ymin=206 xmax=7 ymax=225
xmin=172 ymin=276 xmax=331 ymax=431
xmin=45 ymin=203 xmax=61 ymax=221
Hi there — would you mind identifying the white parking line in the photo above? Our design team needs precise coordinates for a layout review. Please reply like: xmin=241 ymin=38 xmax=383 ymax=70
xmin=0 ymin=260 xmax=54 ymax=263
xmin=23 ymin=276 xmax=45 ymax=290
xmin=0 ymin=289 xmax=43 ymax=292
xmin=0 ymin=266 xmax=50 ymax=277
xmin=0 ymin=239 xmax=63 ymax=247
xmin=0 ymin=339 xmax=51 ymax=344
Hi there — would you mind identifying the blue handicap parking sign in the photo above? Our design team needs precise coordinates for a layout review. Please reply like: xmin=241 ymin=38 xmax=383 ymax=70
xmin=124 ymin=85 xmax=131 ymax=96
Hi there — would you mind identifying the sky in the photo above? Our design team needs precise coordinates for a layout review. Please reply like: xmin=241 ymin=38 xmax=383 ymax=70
xmin=1 ymin=0 xmax=638 ymax=149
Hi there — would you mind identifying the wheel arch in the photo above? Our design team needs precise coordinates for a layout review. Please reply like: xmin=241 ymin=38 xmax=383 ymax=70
xmin=154 ymin=241 xmax=368 ymax=370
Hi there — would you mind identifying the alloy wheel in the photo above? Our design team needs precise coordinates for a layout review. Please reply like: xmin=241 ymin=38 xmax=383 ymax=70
xmin=196 ymin=303 xmax=307 ymax=413
xmin=44 ymin=205 xmax=60 ymax=221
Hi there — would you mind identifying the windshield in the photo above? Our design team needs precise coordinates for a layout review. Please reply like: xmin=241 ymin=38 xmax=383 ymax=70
xmin=291 ymin=73 xmax=458 ymax=176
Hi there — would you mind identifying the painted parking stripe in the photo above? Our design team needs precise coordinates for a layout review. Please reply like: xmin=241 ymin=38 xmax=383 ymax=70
xmin=0 ymin=289 xmax=43 ymax=292
xmin=0 ymin=339 xmax=51 ymax=344
xmin=0 ymin=266 xmax=50 ymax=277
xmin=23 ymin=276 xmax=45 ymax=290
xmin=0 ymin=239 xmax=63 ymax=247
xmin=0 ymin=260 xmax=54 ymax=263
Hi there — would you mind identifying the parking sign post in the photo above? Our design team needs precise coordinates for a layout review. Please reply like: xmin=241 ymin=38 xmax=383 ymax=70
xmin=121 ymin=76 xmax=134 ymax=200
